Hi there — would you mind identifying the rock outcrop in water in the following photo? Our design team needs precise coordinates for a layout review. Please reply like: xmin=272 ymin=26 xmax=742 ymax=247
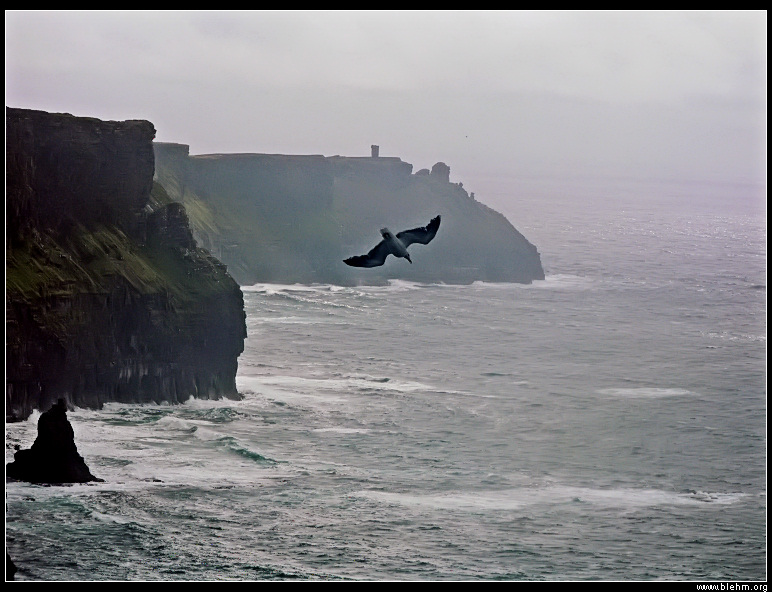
xmin=6 ymin=108 xmax=247 ymax=422
xmin=6 ymin=399 xmax=102 ymax=484
xmin=153 ymin=143 xmax=545 ymax=286
xmin=6 ymin=552 xmax=17 ymax=581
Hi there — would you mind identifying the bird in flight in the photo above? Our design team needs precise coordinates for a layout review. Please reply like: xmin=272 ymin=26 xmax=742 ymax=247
xmin=343 ymin=215 xmax=441 ymax=268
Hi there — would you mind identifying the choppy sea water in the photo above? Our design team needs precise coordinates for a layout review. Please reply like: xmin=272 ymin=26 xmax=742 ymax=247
xmin=5 ymin=178 xmax=766 ymax=581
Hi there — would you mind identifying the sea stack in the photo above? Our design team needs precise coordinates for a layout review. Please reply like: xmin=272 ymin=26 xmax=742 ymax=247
xmin=6 ymin=399 xmax=103 ymax=484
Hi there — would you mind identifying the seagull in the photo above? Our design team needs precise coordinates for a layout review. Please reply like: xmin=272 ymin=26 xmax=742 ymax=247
xmin=343 ymin=215 xmax=441 ymax=268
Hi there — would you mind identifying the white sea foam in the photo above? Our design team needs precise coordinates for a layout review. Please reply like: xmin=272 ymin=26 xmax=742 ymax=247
xmin=241 ymin=282 xmax=323 ymax=294
xmin=237 ymin=374 xmax=435 ymax=397
xmin=353 ymin=485 xmax=747 ymax=513
xmin=462 ymin=274 xmax=595 ymax=292
xmin=597 ymin=387 xmax=695 ymax=398
xmin=313 ymin=427 xmax=371 ymax=434
xmin=704 ymin=330 xmax=767 ymax=342
xmin=249 ymin=315 xmax=344 ymax=326
xmin=363 ymin=279 xmax=441 ymax=293
xmin=528 ymin=274 xmax=595 ymax=290
xmin=89 ymin=510 xmax=133 ymax=524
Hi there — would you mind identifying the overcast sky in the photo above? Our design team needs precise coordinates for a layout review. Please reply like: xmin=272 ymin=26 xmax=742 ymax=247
xmin=5 ymin=10 xmax=767 ymax=207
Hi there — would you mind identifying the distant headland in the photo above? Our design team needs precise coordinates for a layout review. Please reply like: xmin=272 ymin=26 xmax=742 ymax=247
xmin=153 ymin=142 xmax=545 ymax=286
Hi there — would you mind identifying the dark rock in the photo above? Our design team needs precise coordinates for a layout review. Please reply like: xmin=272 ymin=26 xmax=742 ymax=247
xmin=6 ymin=399 xmax=102 ymax=484
xmin=7 ymin=551 xmax=17 ymax=581
xmin=147 ymin=202 xmax=196 ymax=250
xmin=6 ymin=108 xmax=155 ymax=248
xmin=6 ymin=108 xmax=246 ymax=421
xmin=430 ymin=161 xmax=451 ymax=183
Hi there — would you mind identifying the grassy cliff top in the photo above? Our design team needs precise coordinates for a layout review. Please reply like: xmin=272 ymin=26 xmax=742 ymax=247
xmin=7 ymin=182 xmax=237 ymax=304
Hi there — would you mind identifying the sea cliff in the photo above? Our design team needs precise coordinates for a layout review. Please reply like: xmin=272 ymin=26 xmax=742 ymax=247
xmin=154 ymin=143 xmax=545 ymax=286
xmin=6 ymin=108 xmax=246 ymax=422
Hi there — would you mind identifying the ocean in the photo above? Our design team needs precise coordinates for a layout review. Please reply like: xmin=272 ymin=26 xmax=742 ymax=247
xmin=5 ymin=176 xmax=766 ymax=581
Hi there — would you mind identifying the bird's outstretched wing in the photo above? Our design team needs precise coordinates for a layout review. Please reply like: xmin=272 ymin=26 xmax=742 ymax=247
xmin=343 ymin=239 xmax=391 ymax=267
xmin=396 ymin=215 xmax=441 ymax=247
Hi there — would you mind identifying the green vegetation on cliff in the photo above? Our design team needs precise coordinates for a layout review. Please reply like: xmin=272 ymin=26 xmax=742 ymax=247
xmin=154 ymin=144 xmax=545 ymax=286
xmin=6 ymin=181 xmax=237 ymax=338
xmin=6 ymin=108 xmax=246 ymax=421
xmin=8 ymin=221 xmax=160 ymax=300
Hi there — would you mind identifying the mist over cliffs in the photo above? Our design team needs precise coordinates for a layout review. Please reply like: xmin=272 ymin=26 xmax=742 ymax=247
xmin=153 ymin=143 xmax=545 ymax=286
xmin=6 ymin=108 xmax=246 ymax=421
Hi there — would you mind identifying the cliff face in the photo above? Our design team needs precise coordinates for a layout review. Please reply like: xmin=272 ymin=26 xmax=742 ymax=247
xmin=154 ymin=143 xmax=545 ymax=286
xmin=6 ymin=108 xmax=246 ymax=422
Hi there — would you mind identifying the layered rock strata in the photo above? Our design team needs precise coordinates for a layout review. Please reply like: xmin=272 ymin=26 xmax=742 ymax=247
xmin=6 ymin=108 xmax=246 ymax=422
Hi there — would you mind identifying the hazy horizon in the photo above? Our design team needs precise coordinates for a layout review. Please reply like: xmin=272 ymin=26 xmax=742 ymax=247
xmin=5 ymin=10 xmax=767 ymax=211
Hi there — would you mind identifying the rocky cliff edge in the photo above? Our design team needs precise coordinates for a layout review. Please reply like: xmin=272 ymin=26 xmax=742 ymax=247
xmin=6 ymin=108 xmax=246 ymax=422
